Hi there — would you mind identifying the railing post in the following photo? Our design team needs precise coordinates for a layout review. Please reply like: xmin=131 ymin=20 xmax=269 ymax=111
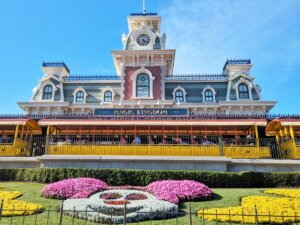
xmin=218 ymin=136 xmax=223 ymax=157
xmin=45 ymin=135 xmax=51 ymax=155
xmin=254 ymin=205 xmax=258 ymax=225
xmin=0 ymin=199 xmax=3 ymax=222
xmin=59 ymin=200 xmax=64 ymax=225
xmin=123 ymin=203 xmax=127 ymax=225
xmin=189 ymin=203 xmax=193 ymax=225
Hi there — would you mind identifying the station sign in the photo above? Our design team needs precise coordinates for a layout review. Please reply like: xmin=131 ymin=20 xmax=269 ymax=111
xmin=94 ymin=108 xmax=188 ymax=116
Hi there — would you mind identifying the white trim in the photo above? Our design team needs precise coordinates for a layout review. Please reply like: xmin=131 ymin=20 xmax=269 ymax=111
xmin=233 ymin=78 xmax=253 ymax=100
xmin=72 ymin=87 xmax=88 ymax=104
xmin=172 ymin=86 xmax=187 ymax=103
xmin=202 ymin=85 xmax=217 ymax=103
xmin=131 ymin=68 xmax=155 ymax=99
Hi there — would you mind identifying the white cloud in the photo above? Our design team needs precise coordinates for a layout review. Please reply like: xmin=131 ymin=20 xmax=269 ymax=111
xmin=159 ymin=0 xmax=300 ymax=113
xmin=160 ymin=0 xmax=300 ymax=75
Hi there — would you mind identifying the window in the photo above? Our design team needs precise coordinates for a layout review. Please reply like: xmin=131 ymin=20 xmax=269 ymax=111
xmin=136 ymin=73 xmax=150 ymax=98
xmin=238 ymin=84 xmax=249 ymax=99
xmin=175 ymin=90 xmax=184 ymax=102
xmin=43 ymin=85 xmax=52 ymax=100
xmin=204 ymin=90 xmax=213 ymax=102
xmin=76 ymin=91 xmax=84 ymax=102
xmin=104 ymin=91 xmax=112 ymax=102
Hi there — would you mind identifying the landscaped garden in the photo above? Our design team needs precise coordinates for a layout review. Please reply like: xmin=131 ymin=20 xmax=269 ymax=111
xmin=1 ymin=168 xmax=300 ymax=224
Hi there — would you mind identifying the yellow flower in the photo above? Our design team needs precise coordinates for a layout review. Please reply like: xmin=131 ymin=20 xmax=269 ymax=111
xmin=264 ymin=189 xmax=300 ymax=198
xmin=198 ymin=195 xmax=300 ymax=224
xmin=0 ymin=190 xmax=43 ymax=216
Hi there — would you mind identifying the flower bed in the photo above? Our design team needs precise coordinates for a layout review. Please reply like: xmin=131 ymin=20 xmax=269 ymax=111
xmin=198 ymin=195 xmax=300 ymax=224
xmin=63 ymin=189 xmax=178 ymax=224
xmin=264 ymin=189 xmax=300 ymax=198
xmin=0 ymin=190 xmax=22 ymax=200
xmin=126 ymin=193 xmax=147 ymax=200
xmin=104 ymin=200 xmax=130 ymax=205
xmin=146 ymin=180 xmax=213 ymax=204
xmin=0 ymin=190 xmax=42 ymax=216
xmin=100 ymin=193 xmax=122 ymax=200
xmin=41 ymin=178 xmax=107 ymax=199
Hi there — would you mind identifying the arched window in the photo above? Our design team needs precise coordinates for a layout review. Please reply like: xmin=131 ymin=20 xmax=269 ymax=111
xmin=136 ymin=73 xmax=150 ymax=97
xmin=175 ymin=90 xmax=184 ymax=102
xmin=204 ymin=90 xmax=213 ymax=102
xmin=238 ymin=84 xmax=249 ymax=99
xmin=76 ymin=91 xmax=84 ymax=102
xmin=43 ymin=85 xmax=52 ymax=100
xmin=104 ymin=91 xmax=112 ymax=102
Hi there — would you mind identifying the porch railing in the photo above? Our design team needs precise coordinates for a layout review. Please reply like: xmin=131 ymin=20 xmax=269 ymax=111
xmin=1 ymin=136 xmax=300 ymax=159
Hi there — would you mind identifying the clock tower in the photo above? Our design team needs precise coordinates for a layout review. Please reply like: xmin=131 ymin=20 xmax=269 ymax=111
xmin=112 ymin=3 xmax=175 ymax=105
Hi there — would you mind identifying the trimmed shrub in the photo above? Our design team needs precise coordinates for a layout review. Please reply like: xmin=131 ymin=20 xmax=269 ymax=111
xmin=1 ymin=168 xmax=300 ymax=188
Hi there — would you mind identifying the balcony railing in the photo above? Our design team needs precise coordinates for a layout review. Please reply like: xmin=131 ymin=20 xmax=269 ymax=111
xmin=0 ymin=135 xmax=299 ymax=159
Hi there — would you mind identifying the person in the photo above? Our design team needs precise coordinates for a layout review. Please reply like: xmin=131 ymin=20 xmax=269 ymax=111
xmin=246 ymin=134 xmax=254 ymax=145
xmin=132 ymin=135 xmax=141 ymax=144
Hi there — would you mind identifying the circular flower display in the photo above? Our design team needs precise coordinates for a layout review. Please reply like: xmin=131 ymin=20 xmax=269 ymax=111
xmin=41 ymin=178 xmax=107 ymax=199
xmin=63 ymin=189 xmax=178 ymax=224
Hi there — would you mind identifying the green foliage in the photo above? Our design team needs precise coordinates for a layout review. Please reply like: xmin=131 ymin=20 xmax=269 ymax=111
xmin=0 ymin=168 xmax=300 ymax=187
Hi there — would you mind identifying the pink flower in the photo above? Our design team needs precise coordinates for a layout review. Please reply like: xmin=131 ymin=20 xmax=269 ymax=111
xmin=146 ymin=180 xmax=213 ymax=204
xmin=42 ymin=178 xmax=107 ymax=199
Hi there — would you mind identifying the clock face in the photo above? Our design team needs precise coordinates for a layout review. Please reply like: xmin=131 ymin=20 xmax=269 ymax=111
xmin=136 ymin=34 xmax=151 ymax=46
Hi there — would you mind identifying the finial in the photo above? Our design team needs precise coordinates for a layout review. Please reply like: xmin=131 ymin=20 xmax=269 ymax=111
xmin=143 ymin=0 xmax=146 ymax=14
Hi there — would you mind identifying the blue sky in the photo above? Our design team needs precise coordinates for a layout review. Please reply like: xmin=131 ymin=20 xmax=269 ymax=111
xmin=0 ymin=0 xmax=299 ymax=114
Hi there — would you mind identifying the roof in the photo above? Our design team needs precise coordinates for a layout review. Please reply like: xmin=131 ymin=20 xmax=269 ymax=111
xmin=42 ymin=61 xmax=70 ymax=73
xmin=130 ymin=12 xmax=158 ymax=16
xmin=0 ymin=118 xmax=41 ymax=131
xmin=65 ymin=75 xmax=120 ymax=81
xmin=38 ymin=117 xmax=267 ymax=127
xmin=223 ymin=59 xmax=251 ymax=71
xmin=266 ymin=118 xmax=300 ymax=136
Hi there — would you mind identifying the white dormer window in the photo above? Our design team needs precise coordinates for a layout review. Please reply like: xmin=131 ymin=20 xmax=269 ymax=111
xmin=101 ymin=87 xmax=115 ymax=103
xmin=233 ymin=78 xmax=253 ymax=100
xmin=76 ymin=91 xmax=84 ymax=102
xmin=204 ymin=90 xmax=213 ymax=102
xmin=202 ymin=86 xmax=216 ymax=102
xmin=238 ymin=84 xmax=249 ymax=99
xmin=172 ymin=86 xmax=187 ymax=103
xmin=104 ymin=91 xmax=113 ymax=102
xmin=175 ymin=90 xmax=184 ymax=102
xmin=73 ymin=87 xmax=87 ymax=103
xmin=43 ymin=85 xmax=53 ymax=100
xmin=38 ymin=81 xmax=57 ymax=101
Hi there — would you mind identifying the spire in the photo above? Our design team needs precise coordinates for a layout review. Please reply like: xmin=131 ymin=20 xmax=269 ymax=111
xmin=143 ymin=0 xmax=146 ymax=14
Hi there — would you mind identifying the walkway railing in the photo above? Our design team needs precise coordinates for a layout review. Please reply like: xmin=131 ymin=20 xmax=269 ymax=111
xmin=0 ymin=201 xmax=299 ymax=225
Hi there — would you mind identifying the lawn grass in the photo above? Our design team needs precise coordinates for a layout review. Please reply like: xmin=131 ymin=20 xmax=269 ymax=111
xmin=0 ymin=182 xmax=268 ymax=225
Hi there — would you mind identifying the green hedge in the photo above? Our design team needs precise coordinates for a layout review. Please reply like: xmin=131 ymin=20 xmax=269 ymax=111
xmin=0 ymin=168 xmax=300 ymax=188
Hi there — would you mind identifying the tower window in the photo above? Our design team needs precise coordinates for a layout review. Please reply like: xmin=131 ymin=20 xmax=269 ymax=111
xmin=104 ymin=91 xmax=112 ymax=102
xmin=238 ymin=84 xmax=249 ymax=99
xmin=175 ymin=90 xmax=184 ymax=102
xmin=136 ymin=74 xmax=150 ymax=98
xmin=76 ymin=91 xmax=84 ymax=102
xmin=43 ymin=85 xmax=52 ymax=100
xmin=204 ymin=90 xmax=213 ymax=102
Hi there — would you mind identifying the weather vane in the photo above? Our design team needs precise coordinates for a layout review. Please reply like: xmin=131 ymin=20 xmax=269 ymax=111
xmin=143 ymin=0 xmax=146 ymax=14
